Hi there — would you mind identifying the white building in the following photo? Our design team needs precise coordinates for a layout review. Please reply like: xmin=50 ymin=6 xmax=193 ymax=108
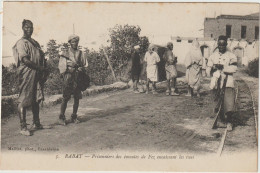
xmin=153 ymin=36 xmax=259 ymax=66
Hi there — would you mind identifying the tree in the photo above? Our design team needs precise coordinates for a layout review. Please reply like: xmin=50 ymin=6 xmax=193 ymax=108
xmin=46 ymin=40 xmax=59 ymax=60
xmin=44 ymin=40 xmax=64 ymax=95
xmin=107 ymin=24 xmax=149 ymax=81
xmin=84 ymin=47 xmax=112 ymax=85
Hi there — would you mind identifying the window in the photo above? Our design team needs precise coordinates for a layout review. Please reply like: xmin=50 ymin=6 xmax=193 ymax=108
xmin=241 ymin=26 xmax=247 ymax=39
xmin=188 ymin=40 xmax=193 ymax=43
xmin=255 ymin=26 xmax=259 ymax=40
xmin=211 ymin=34 xmax=213 ymax=38
xmin=226 ymin=25 xmax=232 ymax=38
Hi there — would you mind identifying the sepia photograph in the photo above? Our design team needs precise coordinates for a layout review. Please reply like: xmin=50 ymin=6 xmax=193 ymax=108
xmin=1 ymin=1 xmax=259 ymax=172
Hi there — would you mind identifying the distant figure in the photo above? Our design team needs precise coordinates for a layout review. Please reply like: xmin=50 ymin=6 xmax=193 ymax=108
xmin=184 ymin=39 xmax=203 ymax=97
xmin=12 ymin=19 xmax=49 ymax=136
xmin=144 ymin=44 xmax=160 ymax=94
xmin=58 ymin=34 xmax=88 ymax=125
xmin=201 ymin=46 xmax=210 ymax=77
xmin=207 ymin=35 xmax=237 ymax=131
xmin=131 ymin=45 xmax=142 ymax=93
xmin=163 ymin=42 xmax=179 ymax=96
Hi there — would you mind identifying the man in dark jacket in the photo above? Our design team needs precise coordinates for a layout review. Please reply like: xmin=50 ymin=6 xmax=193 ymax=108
xmin=131 ymin=45 xmax=142 ymax=93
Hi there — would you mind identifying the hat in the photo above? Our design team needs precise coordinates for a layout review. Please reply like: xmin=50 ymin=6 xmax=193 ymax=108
xmin=167 ymin=42 xmax=173 ymax=48
xmin=22 ymin=19 xmax=33 ymax=28
xmin=68 ymin=34 xmax=80 ymax=42
xmin=218 ymin=35 xmax=227 ymax=42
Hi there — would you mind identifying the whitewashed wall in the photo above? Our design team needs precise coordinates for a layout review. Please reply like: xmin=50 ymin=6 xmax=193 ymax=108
xmin=160 ymin=39 xmax=259 ymax=66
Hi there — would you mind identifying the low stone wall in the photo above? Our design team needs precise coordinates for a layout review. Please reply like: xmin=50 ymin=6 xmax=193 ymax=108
xmin=1 ymin=78 xmax=213 ymax=119
xmin=1 ymin=82 xmax=129 ymax=119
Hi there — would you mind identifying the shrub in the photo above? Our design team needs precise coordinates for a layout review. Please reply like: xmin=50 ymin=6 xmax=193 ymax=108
xmin=85 ymin=49 xmax=112 ymax=85
xmin=1 ymin=98 xmax=17 ymax=118
xmin=247 ymin=58 xmax=259 ymax=78
xmin=2 ymin=64 xmax=19 ymax=96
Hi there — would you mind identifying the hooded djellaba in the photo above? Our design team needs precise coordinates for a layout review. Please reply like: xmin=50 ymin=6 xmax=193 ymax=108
xmin=184 ymin=39 xmax=203 ymax=97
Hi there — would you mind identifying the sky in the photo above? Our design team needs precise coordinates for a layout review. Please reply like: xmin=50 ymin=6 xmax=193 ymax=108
xmin=2 ymin=2 xmax=259 ymax=66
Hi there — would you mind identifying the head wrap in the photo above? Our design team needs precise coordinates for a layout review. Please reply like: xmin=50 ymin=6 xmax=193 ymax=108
xmin=185 ymin=39 xmax=202 ymax=67
xmin=167 ymin=42 xmax=173 ymax=48
xmin=192 ymin=39 xmax=200 ymax=49
xmin=218 ymin=35 xmax=228 ymax=42
xmin=22 ymin=19 xmax=33 ymax=28
xmin=68 ymin=34 xmax=80 ymax=43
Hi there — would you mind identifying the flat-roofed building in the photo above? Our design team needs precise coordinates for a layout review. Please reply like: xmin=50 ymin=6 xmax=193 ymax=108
xmin=204 ymin=13 xmax=259 ymax=41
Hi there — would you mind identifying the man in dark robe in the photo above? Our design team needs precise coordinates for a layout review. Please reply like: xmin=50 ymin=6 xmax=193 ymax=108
xmin=131 ymin=45 xmax=142 ymax=93
xmin=13 ymin=19 xmax=48 ymax=136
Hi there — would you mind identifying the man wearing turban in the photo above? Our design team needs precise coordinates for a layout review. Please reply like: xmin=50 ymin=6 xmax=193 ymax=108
xmin=144 ymin=44 xmax=160 ymax=94
xmin=184 ymin=39 xmax=203 ymax=97
xmin=58 ymin=34 xmax=88 ymax=125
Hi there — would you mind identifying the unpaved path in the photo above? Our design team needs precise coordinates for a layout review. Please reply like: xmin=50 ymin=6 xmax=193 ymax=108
xmin=1 ymin=71 xmax=257 ymax=155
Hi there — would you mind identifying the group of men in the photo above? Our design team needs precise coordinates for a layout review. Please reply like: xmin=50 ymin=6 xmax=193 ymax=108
xmin=131 ymin=42 xmax=179 ymax=96
xmin=13 ymin=19 xmax=237 ymax=136
xmin=131 ymin=36 xmax=237 ymax=131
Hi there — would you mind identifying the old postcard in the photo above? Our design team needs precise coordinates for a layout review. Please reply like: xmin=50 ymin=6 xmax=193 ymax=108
xmin=1 ymin=1 xmax=259 ymax=172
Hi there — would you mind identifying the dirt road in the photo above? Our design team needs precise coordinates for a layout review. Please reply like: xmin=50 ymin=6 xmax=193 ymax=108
xmin=1 ymin=73 xmax=257 ymax=155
